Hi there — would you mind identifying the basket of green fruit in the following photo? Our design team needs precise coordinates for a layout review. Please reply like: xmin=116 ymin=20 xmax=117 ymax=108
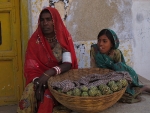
xmin=48 ymin=68 xmax=130 ymax=113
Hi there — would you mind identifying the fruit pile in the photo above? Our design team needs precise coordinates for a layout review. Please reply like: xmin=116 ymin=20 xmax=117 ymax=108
xmin=51 ymin=71 xmax=131 ymax=97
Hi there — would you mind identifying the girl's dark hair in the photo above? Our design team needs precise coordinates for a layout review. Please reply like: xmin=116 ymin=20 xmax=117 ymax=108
xmin=97 ymin=29 xmax=115 ymax=48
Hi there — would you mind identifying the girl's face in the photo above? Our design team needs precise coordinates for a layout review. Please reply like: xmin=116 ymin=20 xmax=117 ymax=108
xmin=97 ymin=35 xmax=113 ymax=54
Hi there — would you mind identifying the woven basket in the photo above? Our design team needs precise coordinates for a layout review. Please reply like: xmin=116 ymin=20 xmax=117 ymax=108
xmin=48 ymin=68 xmax=127 ymax=113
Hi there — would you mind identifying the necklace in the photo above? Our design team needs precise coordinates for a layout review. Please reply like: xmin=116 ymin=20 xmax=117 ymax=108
xmin=46 ymin=36 xmax=57 ymax=43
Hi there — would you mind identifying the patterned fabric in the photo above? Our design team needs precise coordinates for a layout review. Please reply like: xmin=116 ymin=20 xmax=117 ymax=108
xmin=52 ymin=42 xmax=64 ymax=63
xmin=90 ymin=46 xmax=122 ymax=67
xmin=17 ymin=83 xmax=37 ymax=113
xmin=51 ymin=71 xmax=132 ymax=92
xmin=90 ymin=29 xmax=143 ymax=103
xmin=51 ymin=79 xmax=75 ymax=92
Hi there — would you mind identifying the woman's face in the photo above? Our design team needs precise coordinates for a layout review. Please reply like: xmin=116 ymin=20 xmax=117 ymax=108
xmin=97 ymin=35 xmax=113 ymax=54
xmin=40 ymin=12 xmax=54 ymax=35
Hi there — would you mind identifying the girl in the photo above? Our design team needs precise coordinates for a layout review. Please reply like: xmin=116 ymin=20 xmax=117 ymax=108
xmin=90 ymin=29 xmax=150 ymax=103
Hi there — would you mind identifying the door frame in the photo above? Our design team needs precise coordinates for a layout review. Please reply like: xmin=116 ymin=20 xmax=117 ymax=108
xmin=20 ymin=0 xmax=29 ymax=87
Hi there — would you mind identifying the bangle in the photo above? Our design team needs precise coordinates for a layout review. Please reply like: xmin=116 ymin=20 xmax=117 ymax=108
xmin=32 ymin=77 xmax=39 ymax=82
xmin=53 ymin=67 xmax=58 ymax=75
xmin=43 ymin=72 xmax=50 ymax=77
xmin=52 ymin=66 xmax=61 ymax=75
xmin=56 ymin=66 xmax=61 ymax=74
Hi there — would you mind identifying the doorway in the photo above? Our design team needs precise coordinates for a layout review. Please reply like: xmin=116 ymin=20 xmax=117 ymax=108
xmin=0 ymin=0 xmax=24 ymax=106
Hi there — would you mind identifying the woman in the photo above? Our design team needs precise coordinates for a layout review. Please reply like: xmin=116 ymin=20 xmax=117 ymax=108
xmin=17 ymin=7 xmax=78 ymax=113
xmin=90 ymin=28 xmax=150 ymax=103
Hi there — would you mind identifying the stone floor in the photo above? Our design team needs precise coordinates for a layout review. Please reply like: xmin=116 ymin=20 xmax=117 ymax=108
xmin=0 ymin=75 xmax=150 ymax=113
xmin=0 ymin=105 xmax=17 ymax=113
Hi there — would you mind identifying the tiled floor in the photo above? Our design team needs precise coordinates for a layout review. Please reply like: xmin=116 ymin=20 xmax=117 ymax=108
xmin=0 ymin=75 xmax=150 ymax=113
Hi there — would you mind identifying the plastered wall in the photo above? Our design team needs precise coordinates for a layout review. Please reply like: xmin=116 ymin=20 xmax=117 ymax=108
xmin=28 ymin=0 xmax=150 ymax=80
xmin=132 ymin=0 xmax=150 ymax=80
xmin=28 ymin=0 xmax=49 ymax=35
xmin=65 ymin=0 xmax=133 ymax=68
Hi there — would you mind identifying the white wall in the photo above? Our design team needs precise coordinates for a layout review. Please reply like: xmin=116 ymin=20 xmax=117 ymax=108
xmin=132 ymin=0 xmax=150 ymax=80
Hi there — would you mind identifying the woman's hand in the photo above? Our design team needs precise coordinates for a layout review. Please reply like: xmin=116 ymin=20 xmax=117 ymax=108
xmin=33 ymin=63 xmax=71 ymax=102
xmin=34 ymin=74 xmax=50 ymax=102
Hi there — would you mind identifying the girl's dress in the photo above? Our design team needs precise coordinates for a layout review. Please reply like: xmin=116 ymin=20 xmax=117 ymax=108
xmin=90 ymin=29 xmax=142 ymax=103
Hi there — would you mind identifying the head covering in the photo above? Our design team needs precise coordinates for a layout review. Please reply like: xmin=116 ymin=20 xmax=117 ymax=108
xmin=24 ymin=7 xmax=78 ymax=85
xmin=107 ymin=29 xmax=119 ymax=49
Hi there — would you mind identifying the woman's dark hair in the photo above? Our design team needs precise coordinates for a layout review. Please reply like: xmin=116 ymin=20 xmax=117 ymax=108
xmin=40 ymin=9 xmax=50 ymax=19
xmin=97 ymin=29 xmax=115 ymax=48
